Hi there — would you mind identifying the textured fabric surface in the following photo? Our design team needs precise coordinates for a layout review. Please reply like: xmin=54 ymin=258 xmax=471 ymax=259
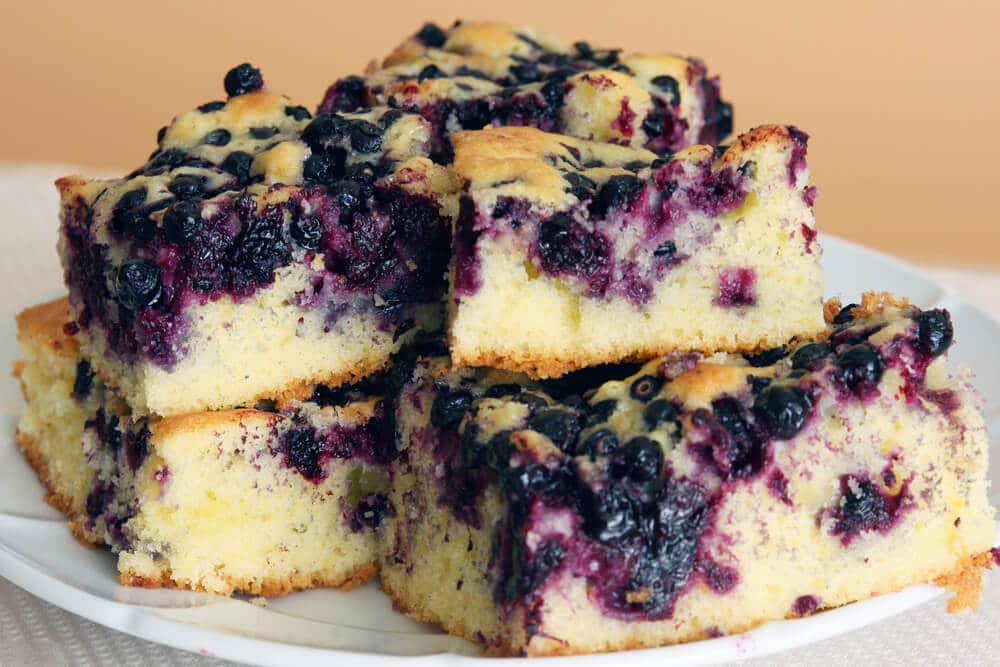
xmin=1 ymin=164 xmax=998 ymax=666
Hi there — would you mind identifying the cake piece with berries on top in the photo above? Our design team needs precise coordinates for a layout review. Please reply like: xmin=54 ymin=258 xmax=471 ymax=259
xmin=320 ymin=20 xmax=732 ymax=160
xmin=15 ymin=297 xmax=392 ymax=596
xmin=447 ymin=124 xmax=824 ymax=378
xmin=382 ymin=293 xmax=996 ymax=656
xmin=58 ymin=64 xmax=455 ymax=417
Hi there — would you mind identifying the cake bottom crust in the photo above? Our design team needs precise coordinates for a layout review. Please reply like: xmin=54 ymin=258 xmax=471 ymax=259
xmin=15 ymin=429 xmax=93 ymax=546
xmin=380 ymin=553 xmax=996 ymax=657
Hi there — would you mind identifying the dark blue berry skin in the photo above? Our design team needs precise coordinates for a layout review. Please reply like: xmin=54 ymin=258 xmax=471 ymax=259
xmin=290 ymin=216 xmax=322 ymax=250
xmin=484 ymin=383 xmax=522 ymax=399
xmin=527 ymin=409 xmax=581 ymax=453
xmin=832 ymin=303 xmax=858 ymax=325
xmin=116 ymin=187 xmax=147 ymax=212
xmin=579 ymin=428 xmax=619 ymax=459
xmin=644 ymin=399 xmax=679 ymax=430
xmin=630 ymin=374 xmax=664 ymax=401
xmin=116 ymin=260 xmax=162 ymax=310
xmin=585 ymin=398 xmax=618 ymax=425
xmin=349 ymin=121 xmax=382 ymax=153
xmin=198 ymin=100 xmax=226 ymax=113
xmin=583 ymin=486 xmax=639 ymax=543
xmin=163 ymin=201 xmax=201 ymax=244
xmin=835 ymin=344 xmax=883 ymax=392
xmin=302 ymin=114 xmax=351 ymax=150
xmin=513 ymin=392 xmax=548 ymax=413
xmin=282 ymin=427 xmax=323 ymax=480
xmin=591 ymin=174 xmax=643 ymax=218
xmin=753 ymin=385 xmax=811 ymax=440
xmin=914 ymin=310 xmax=953 ymax=356
xmin=221 ymin=151 xmax=254 ymax=183
xmin=744 ymin=346 xmax=786 ymax=367
xmin=302 ymin=151 xmax=345 ymax=185
xmin=416 ymin=22 xmax=447 ymax=47
xmin=72 ymin=360 xmax=94 ymax=400
xmin=249 ymin=126 xmax=279 ymax=140
xmin=224 ymin=63 xmax=264 ymax=97
xmin=284 ymin=105 xmax=312 ymax=121
xmin=130 ymin=216 xmax=156 ymax=243
xmin=650 ymin=75 xmax=681 ymax=107
xmin=168 ymin=175 xmax=204 ymax=200
xmin=653 ymin=240 xmax=677 ymax=258
xmin=431 ymin=390 xmax=474 ymax=429
xmin=418 ymin=64 xmax=445 ymax=82
xmin=564 ymin=172 xmax=597 ymax=201
xmin=378 ymin=109 xmax=404 ymax=129
xmin=618 ymin=436 xmax=664 ymax=483
xmin=791 ymin=342 xmax=830 ymax=370
xmin=202 ymin=128 xmax=231 ymax=146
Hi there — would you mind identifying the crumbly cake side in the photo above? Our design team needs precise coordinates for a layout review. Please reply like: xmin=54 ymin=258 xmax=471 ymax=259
xmin=320 ymin=20 xmax=732 ymax=158
xmin=382 ymin=296 xmax=995 ymax=655
xmin=58 ymin=65 xmax=456 ymax=417
xmin=447 ymin=124 xmax=825 ymax=378
xmin=15 ymin=297 xmax=391 ymax=596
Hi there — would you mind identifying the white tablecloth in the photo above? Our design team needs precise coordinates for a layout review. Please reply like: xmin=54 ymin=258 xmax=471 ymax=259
xmin=1 ymin=164 xmax=998 ymax=666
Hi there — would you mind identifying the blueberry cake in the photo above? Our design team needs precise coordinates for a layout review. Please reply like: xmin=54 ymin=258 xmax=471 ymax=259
xmin=15 ymin=298 xmax=392 ymax=595
xmin=447 ymin=124 xmax=824 ymax=377
xmin=381 ymin=293 xmax=995 ymax=655
xmin=319 ymin=21 xmax=732 ymax=160
xmin=58 ymin=64 xmax=456 ymax=417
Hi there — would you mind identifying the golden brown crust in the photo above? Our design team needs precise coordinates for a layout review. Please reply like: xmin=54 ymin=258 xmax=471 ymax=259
xmin=120 ymin=560 xmax=377 ymax=597
xmin=14 ymin=429 xmax=95 ymax=545
xmin=14 ymin=297 xmax=75 ymax=357
xmin=935 ymin=551 xmax=998 ymax=613
xmin=824 ymin=292 xmax=912 ymax=324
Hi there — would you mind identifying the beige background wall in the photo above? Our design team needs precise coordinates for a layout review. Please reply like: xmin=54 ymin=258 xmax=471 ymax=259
xmin=1 ymin=1 xmax=996 ymax=264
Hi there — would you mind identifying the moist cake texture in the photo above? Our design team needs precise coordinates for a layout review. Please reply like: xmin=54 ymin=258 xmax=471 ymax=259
xmin=382 ymin=294 xmax=995 ymax=656
xmin=58 ymin=64 xmax=456 ymax=417
xmin=447 ymin=124 xmax=824 ymax=377
xmin=15 ymin=297 xmax=390 ymax=595
xmin=319 ymin=20 xmax=732 ymax=160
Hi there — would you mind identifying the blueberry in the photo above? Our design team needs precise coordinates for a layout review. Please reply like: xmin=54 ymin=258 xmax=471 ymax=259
xmin=832 ymin=303 xmax=858 ymax=325
xmin=583 ymin=486 xmax=639 ymax=543
xmin=579 ymin=428 xmax=619 ymax=459
xmin=650 ymin=75 xmax=681 ymax=107
xmin=492 ymin=196 xmax=514 ymax=219
xmin=349 ymin=121 xmax=382 ymax=153
xmin=221 ymin=150 xmax=254 ymax=182
xmin=527 ymin=408 xmax=580 ymax=453
xmin=836 ymin=344 xmax=884 ymax=391
xmin=914 ymin=310 xmax=953 ymax=356
xmin=116 ymin=187 xmax=147 ymax=212
xmin=574 ymin=41 xmax=594 ymax=58
xmin=485 ymin=383 xmax=522 ymax=399
xmin=619 ymin=436 xmax=664 ymax=482
xmin=249 ymin=126 xmax=279 ymax=140
xmin=115 ymin=259 xmax=162 ymax=310
xmin=290 ymin=216 xmax=323 ymax=250
xmin=282 ymin=426 xmax=324 ymax=480
xmin=151 ymin=148 xmax=186 ymax=168
xmin=284 ymin=105 xmax=312 ymax=121
xmin=630 ymin=374 xmax=664 ymax=401
xmin=417 ymin=64 xmax=444 ymax=82
xmin=202 ymin=128 xmax=231 ymax=146
xmin=644 ymin=399 xmax=679 ymax=429
xmin=564 ymin=172 xmax=596 ymax=201
xmin=623 ymin=160 xmax=648 ymax=173
xmin=130 ymin=216 xmax=156 ymax=243
xmin=510 ymin=62 xmax=541 ymax=83
xmin=72 ymin=359 xmax=94 ymax=400
xmin=653 ymin=240 xmax=677 ymax=258
xmin=513 ymin=392 xmax=549 ymax=413
xmin=378 ymin=109 xmax=404 ymax=129
xmin=329 ymin=180 xmax=363 ymax=213
xmin=198 ymin=100 xmax=226 ymax=113
xmin=642 ymin=112 xmax=665 ymax=138
xmin=224 ymin=63 xmax=264 ymax=97
xmin=791 ymin=343 xmax=830 ymax=370
xmin=592 ymin=174 xmax=643 ymax=218
xmin=156 ymin=126 xmax=167 ymax=143
xmin=303 ymin=151 xmax=344 ymax=185
xmin=416 ymin=22 xmax=447 ymax=47
xmin=431 ymin=389 xmax=474 ymax=429
xmin=753 ymin=385 xmax=811 ymax=439
xmin=586 ymin=398 xmax=618 ymax=425
xmin=168 ymin=174 xmax=204 ymax=200
xmin=163 ymin=201 xmax=201 ymax=243
xmin=302 ymin=113 xmax=351 ymax=149
xmin=744 ymin=346 xmax=786 ymax=367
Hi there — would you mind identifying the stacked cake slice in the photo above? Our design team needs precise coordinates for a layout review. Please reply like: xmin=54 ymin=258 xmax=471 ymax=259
xmin=12 ymin=17 xmax=996 ymax=658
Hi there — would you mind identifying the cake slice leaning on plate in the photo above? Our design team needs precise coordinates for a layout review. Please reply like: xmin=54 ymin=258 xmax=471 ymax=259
xmin=58 ymin=64 xmax=455 ymax=417
xmin=382 ymin=293 xmax=996 ymax=656
xmin=448 ymin=124 xmax=825 ymax=378
xmin=14 ymin=297 xmax=392 ymax=596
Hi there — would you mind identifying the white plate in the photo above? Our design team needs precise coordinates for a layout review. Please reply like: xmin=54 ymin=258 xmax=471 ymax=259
xmin=1 ymin=233 xmax=998 ymax=666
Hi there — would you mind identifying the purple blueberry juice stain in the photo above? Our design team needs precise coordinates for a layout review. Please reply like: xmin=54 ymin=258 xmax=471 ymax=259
xmin=714 ymin=267 xmax=757 ymax=308
xmin=792 ymin=595 xmax=820 ymax=616
xmin=829 ymin=473 xmax=911 ymax=546
xmin=277 ymin=407 xmax=387 ymax=483
xmin=786 ymin=126 xmax=810 ymax=185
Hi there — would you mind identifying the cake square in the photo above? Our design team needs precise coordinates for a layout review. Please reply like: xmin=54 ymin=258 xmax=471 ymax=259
xmin=319 ymin=20 xmax=732 ymax=159
xmin=447 ymin=124 xmax=825 ymax=377
xmin=382 ymin=293 xmax=995 ymax=655
xmin=58 ymin=66 xmax=455 ymax=417
xmin=15 ymin=297 xmax=391 ymax=595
